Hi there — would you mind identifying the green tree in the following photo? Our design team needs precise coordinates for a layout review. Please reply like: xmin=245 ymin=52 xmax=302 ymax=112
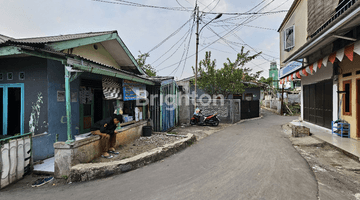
xmin=194 ymin=47 xmax=262 ymax=98
xmin=192 ymin=51 xmax=218 ymax=96
xmin=258 ymin=76 xmax=274 ymax=86
xmin=136 ymin=51 xmax=156 ymax=76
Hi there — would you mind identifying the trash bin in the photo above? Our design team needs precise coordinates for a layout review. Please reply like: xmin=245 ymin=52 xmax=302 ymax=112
xmin=143 ymin=126 xmax=152 ymax=137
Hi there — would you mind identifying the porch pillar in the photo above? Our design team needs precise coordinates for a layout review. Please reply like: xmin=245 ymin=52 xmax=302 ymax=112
xmin=65 ymin=66 xmax=72 ymax=141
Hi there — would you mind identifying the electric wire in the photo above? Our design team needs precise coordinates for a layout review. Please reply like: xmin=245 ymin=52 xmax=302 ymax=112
xmin=202 ymin=0 xmax=219 ymax=12
xmin=93 ymin=0 xmax=193 ymax=11
xmin=153 ymin=13 xmax=195 ymax=67
xmin=209 ymin=23 xmax=277 ymax=31
xmin=203 ymin=10 xmax=288 ymax=15
xmin=201 ymin=19 xmax=238 ymax=52
xmin=151 ymin=25 xmax=192 ymax=65
xmin=176 ymin=0 xmax=188 ymax=10
xmin=175 ymin=19 xmax=196 ymax=77
xmin=157 ymin=0 xmax=285 ymax=73
xmin=147 ymin=17 xmax=193 ymax=53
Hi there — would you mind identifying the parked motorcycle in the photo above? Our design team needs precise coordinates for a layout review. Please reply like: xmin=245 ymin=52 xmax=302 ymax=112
xmin=190 ymin=111 xmax=220 ymax=126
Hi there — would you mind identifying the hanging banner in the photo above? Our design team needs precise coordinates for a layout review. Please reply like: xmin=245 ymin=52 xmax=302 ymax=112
xmin=336 ymin=48 xmax=345 ymax=62
xmin=302 ymin=68 xmax=308 ymax=76
xmin=344 ymin=44 xmax=354 ymax=61
xmin=354 ymin=41 xmax=360 ymax=55
xmin=309 ymin=64 xmax=314 ymax=74
xmin=317 ymin=59 xmax=323 ymax=69
xmin=329 ymin=52 xmax=337 ymax=64
xmin=123 ymin=80 xmax=147 ymax=101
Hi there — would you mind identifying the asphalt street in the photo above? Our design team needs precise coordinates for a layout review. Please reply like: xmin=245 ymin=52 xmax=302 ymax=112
xmin=1 ymin=110 xmax=318 ymax=200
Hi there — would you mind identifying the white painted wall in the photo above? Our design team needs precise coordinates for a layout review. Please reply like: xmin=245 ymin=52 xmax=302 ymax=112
xmin=333 ymin=80 xmax=338 ymax=121
xmin=0 ymin=136 xmax=30 ymax=189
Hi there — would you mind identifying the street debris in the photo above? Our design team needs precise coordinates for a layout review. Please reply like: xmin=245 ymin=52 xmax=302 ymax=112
xmin=312 ymin=165 xmax=327 ymax=172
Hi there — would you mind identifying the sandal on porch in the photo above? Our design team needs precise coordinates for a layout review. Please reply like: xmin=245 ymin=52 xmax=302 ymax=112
xmin=101 ymin=154 xmax=113 ymax=159
xmin=108 ymin=150 xmax=119 ymax=155
xmin=32 ymin=177 xmax=54 ymax=187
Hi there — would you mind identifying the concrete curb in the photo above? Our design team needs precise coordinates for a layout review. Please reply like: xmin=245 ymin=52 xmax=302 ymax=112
xmin=68 ymin=133 xmax=196 ymax=182
xmin=236 ymin=115 xmax=263 ymax=125
xmin=261 ymin=106 xmax=280 ymax=114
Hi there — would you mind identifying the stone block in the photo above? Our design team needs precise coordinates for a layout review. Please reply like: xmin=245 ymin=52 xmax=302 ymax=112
xmin=1 ymin=143 xmax=10 ymax=189
xmin=16 ymin=138 xmax=24 ymax=180
xmin=24 ymin=137 xmax=31 ymax=167
xmin=9 ymin=140 xmax=17 ymax=184
xmin=292 ymin=126 xmax=311 ymax=137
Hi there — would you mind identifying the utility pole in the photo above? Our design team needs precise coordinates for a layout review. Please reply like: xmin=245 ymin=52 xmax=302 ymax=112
xmin=194 ymin=5 xmax=199 ymax=109
xmin=194 ymin=6 xmax=221 ymax=110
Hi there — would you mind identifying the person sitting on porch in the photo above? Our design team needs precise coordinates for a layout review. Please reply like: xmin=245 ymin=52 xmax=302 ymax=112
xmin=90 ymin=114 xmax=123 ymax=158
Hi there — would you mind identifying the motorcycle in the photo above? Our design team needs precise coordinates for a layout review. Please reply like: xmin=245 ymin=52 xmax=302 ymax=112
xmin=190 ymin=111 xmax=220 ymax=126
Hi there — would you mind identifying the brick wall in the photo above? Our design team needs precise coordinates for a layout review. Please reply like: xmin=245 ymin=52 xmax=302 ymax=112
xmin=308 ymin=0 xmax=339 ymax=37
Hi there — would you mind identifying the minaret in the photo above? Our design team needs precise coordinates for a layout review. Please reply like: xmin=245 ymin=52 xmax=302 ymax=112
xmin=269 ymin=62 xmax=279 ymax=88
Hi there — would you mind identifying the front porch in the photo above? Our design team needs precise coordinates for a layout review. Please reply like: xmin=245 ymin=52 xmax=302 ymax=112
xmin=291 ymin=120 xmax=360 ymax=160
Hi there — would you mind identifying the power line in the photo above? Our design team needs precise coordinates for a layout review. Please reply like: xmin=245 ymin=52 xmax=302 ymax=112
xmin=147 ymin=17 xmax=193 ymax=53
xmin=176 ymin=0 xmax=187 ymax=10
xmin=199 ymin=44 xmax=232 ymax=54
xmin=151 ymin=24 xmax=192 ymax=65
xmin=176 ymin=19 xmax=196 ymax=77
xmin=209 ymin=23 xmax=277 ymax=31
xmin=202 ymin=0 xmax=219 ymax=12
xmin=201 ymin=19 xmax=238 ymax=52
xmin=202 ymin=10 xmax=288 ymax=15
xmin=93 ymin=0 xmax=193 ymax=11
xmin=157 ymin=0 xmax=283 ymax=72
xmin=209 ymin=0 xmax=277 ymax=62
xmin=153 ymin=14 xmax=195 ymax=67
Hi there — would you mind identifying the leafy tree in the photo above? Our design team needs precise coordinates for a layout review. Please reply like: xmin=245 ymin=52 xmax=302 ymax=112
xmin=136 ymin=51 xmax=156 ymax=76
xmin=192 ymin=51 xmax=218 ymax=96
xmin=258 ymin=76 xmax=274 ymax=86
xmin=194 ymin=47 xmax=262 ymax=98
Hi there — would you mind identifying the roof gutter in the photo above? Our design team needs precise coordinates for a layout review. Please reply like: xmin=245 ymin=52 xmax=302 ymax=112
xmin=283 ymin=5 xmax=360 ymax=63
xmin=67 ymin=58 xmax=155 ymax=85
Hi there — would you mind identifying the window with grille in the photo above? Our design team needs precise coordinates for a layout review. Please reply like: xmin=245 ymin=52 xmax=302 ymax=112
xmin=284 ymin=26 xmax=295 ymax=51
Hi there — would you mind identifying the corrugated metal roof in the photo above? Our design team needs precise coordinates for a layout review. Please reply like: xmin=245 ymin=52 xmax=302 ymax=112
xmin=7 ymin=31 xmax=116 ymax=44
xmin=0 ymin=34 xmax=13 ymax=44
xmin=14 ymin=44 xmax=148 ymax=79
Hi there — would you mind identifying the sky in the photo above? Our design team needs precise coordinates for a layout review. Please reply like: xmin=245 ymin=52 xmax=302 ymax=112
xmin=0 ymin=0 xmax=293 ymax=80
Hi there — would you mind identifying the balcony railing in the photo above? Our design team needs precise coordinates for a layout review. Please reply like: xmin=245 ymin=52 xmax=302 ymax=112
xmin=310 ymin=0 xmax=358 ymax=39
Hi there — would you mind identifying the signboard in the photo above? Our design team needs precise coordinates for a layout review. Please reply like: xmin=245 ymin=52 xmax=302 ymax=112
xmin=279 ymin=59 xmax=303 ymax=79
xmin=123 ymin=80 xmax=147 ymax=101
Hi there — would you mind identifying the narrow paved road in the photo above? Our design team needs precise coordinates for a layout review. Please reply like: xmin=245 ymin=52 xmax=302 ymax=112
xmin=1 ymin=111 xmax=318 ymax=200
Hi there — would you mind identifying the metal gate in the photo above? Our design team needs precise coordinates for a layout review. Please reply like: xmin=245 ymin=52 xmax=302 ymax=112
xmin=147 ymin=85 xmax=161 ymax=132
xmin=303 ymin=79 xmax=332 ymax=129
xmin=241 ymin=100 xmax=259 ymax=120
